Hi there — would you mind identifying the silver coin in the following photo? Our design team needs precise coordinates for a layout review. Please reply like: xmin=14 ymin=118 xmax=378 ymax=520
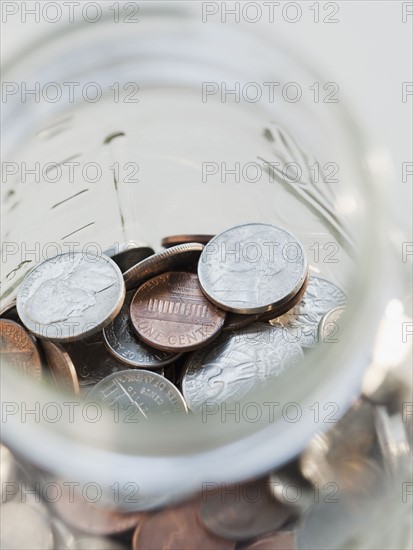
xmin=0 ymin=501 xmax=54 ymax=550
xmin=0 ymin=299 xmax=19 ymax=321
xmin=87 ymin=369 xmax=188 ymax=419
xmin=103 ymin=241 xmax=154 ymax=273
xmin=271 ymin=276 xmax=347 ymax=348
xmin=124 ymin=243 xmax=204 ymax=291
xmin=17 ymin=252 xmax=125 ymax=342
xmin=103 ymin=291 xmax=180 ymax=368
xmin=199 ymin=478 xmax=291 ymax=541
xmin=198 ymin=223 xmax=307 ymax=314
xmin=318 ymin=306 xmax=346 ymax=344
xmin=182 ymin=323 xmax=303 ymax=412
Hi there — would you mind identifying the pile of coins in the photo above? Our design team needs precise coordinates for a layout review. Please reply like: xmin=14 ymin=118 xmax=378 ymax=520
xmin=1 ymin=222 xmax=411 ymax=549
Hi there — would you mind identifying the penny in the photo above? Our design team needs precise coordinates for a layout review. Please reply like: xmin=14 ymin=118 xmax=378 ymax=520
xmin=104 ymin=241 xmax=155 ymax=273
xmin=198 ymin=223 xmax=307 ymax=314
xmin=17 ymin=252 xmax=125 ymax=342
xmin=0 ymin=319 xmax=42 ymax=380
xmin=318 ymin=306 xmax=346 ymax=344
xmin=161 ymin=234 xmax=215 ymax=248
xmin=130 ymin=272 xmax=226 ymax=353
xmin=259 ymin=274 xmax=309 ymax=322
xmin=64 ymin=335 xmax=127 ymax=394
xmin=132 ymin=502 xmax=235 ymax=550
xmin=52 ymin=483 xmax=143 ymax=535
xmin=270 ymin=276 xmax=347 ymax=347
xmin=182 ymin=323 xmax=303 ymax=412
xmin=124 ymin=243 xmax=204 ymax=291
xmin=87 ymin=369 xmax=188 ymax=419
xmin=40 ymin=340 xmax=80 ymax=395
xmin=243 ymin=531 xmax=296 ymax=550
xmin=104 ymin=291 xmax=180 ymax=368
xmin=0 ymin=501 xmax=54 ymax=550
xmin=199 ymin=478 xmax=291 ymax=541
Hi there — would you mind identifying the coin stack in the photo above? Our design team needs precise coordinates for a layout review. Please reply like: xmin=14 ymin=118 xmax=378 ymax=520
xmin=1 ymin=223 xmax=411 ymax=550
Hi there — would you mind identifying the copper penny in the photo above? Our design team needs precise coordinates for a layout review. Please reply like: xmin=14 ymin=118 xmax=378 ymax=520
xmin=124 ymin=243 xmax=204 ymax=291
xmin=40 ymin=340 xmax=80 ymax=395
xmin=259 ymin=275 xmax=309 ymax=322
xmin=130 ymin=272 xmax=226 ymax=352
xmin=243 ymin=531 xmax=296 ymax=550
xmin=161 ymin=235 xmax=215 ymax=248
xmin=0 ymin=319 xmax=42 ymax=380
xmin=52 ymin=483 xmax=143 ymax=535
xmin=132 ymin=502 xmax=235 ymax=550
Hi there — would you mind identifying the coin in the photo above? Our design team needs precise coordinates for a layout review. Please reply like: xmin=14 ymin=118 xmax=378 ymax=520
xmin=52 ymin=483 xmax=143 ymax=535
xmin=318 ymin=306 xmax=346 ymax=343
xmin=182 ymin=323 xmax=303 ymax=412
xmin=130 ymin=272 xmax=226 ymax=352
xmin=269 ymin=463 xmax=315 ymax=514
xmin=0 ymin=319 xmax=42 ymax=380
xmin=132 ymin=502 xmax=235 ymax=550
xmin=259 ymin=274 xmax=309 ymax=322
xmin=0 ymin=299 xmax=19 ymax=321
xmin=40 ymin=340 xmax=80 ymax=395
xmin=198 ymin=223 xmax=307 ymax=314
xmin=161 ymin=234 xmax=215 ymax=248
xmin=243 ymin=531 xmax=296 ymax=550
xmin=63 ymin=335 xmax=127 ymax=394
xmin=103 ymin=291 xmax=180 ymax=368
xmin=124 ymin=243 xmax=204 ymax=291
xmin=17 ymin=252 xmax=125 ymax=342
xmin=270 ymin=276 xmax=347 ymax=348
xmin=87 ymin=369 xmax=188 ymax=419
xmin=223 ymin=311 xmax=262 ymax=332
xmin=199 ymin=479 xmax=291 ymax=541
xmin=104 ymin=241 xmax=155 ymax=273
xmin=0 ymin=501 xmax=54 ymax=550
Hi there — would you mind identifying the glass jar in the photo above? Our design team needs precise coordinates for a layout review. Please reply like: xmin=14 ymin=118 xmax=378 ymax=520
xmin=1 ymin=3 xmax=411 ymax=549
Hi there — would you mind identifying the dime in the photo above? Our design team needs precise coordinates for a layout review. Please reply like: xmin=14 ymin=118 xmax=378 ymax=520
xmin=318 ymin=306 xmax=346 ymax=344
xmin=161 ymin=234 xmax=215 ymax=248
xmin=103 ymin=291 xmax=180 ymax=368
xmin=0 ymin=319 xmax=42 ymax=380
xmin=103 ymin=241 xmax=155 ymax=273
xmin=182 ymin=323 xmax=303 ymax=412
xmin=270 ymin=276 xmax=347 ymax=348
xmin=40 ymin=340 xmax=80 ymax=395
xmin=0 ymin=501 xmax=54 ymax=550
xmin=132 ymin=502 xmax=235 ymax=550
xmin=17 ymin=252 xmax=125 ymax=342
xmin=198 ymin=223 xmax=307 ymax=314
xmin=87 ymin=369 xmax=188 ymax=419
xmin=199 ymin=479 xmax=291 ymax=541
xmin=243 ymin=531 xmax=296 ymax=550
xmin=130 ymin=272 xmax=226 ymax=352
xmin=52 ymin=483 xmax=143 ymax=535
xmin=64 ymin=335 xmax=127 ymax=394
xmin=124 ymin=243 xmax=204 ymax=291
xmin=259 ymin=274 xmax=309 ymax=322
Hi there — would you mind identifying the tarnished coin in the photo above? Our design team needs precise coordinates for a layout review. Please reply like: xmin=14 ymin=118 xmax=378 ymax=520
xmin=198 ymin=223 xmax=307 ymax=314
xmin=87 ymin=369 xmax=188 ymax=418
xmin=40 ymin=340 xmax=80 ymax=395
xmin=104 ymin=241 xmax=155 ymax=273
xmin=132 ymin=502 xmax=235 ymax=550
xmin=270 ymin=276 xmax=347 ymax=348
xmin=0 ymin=501 xmax=54 ymax=550
xmin=182 ymin=324 xmax=303 ymax=412
xmin=243 ymin=531 xmax=296 ymax=550
xmin=104 ymin=291 xmax=180 ymax=368
xmin=17 ymin=252 xmax=125 ymax=342
xmin=318 ymin=306 xmax=346 ymax=343
xmin=0 ymin=319 xmax=42 ymax=380
xmin=199 ymin=479 xmax=291 ymax=541
xmin=52 ymin=483 xmax=143 ymax=535
xmin=64 ymin=335 xmax=127 ymax=394
xmin=130 ymin=271 xmax=226 ymax=352
xmin=161 ymin=234 xmax=215 ymax=248
xmin=124 ymin=243 xmax=204 ymax=291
